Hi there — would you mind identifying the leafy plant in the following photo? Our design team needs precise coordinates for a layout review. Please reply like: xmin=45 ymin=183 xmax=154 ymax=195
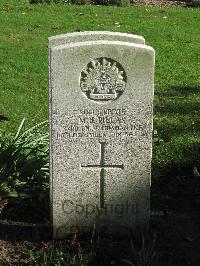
xmin=131 ymin=234 xmax=161 ymax=266
xmin=29 ymin=240 xmax=90 ymax=266
xmin=0 ymin=119 xmax=49 ymax=198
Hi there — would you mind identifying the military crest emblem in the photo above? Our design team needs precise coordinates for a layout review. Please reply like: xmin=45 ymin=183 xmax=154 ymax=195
xmin=80 ymin=58 xmax=127 ymax=102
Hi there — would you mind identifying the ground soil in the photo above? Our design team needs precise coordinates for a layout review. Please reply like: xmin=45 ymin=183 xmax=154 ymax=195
xmin=132 ymin=0 xmax=194 ymax=7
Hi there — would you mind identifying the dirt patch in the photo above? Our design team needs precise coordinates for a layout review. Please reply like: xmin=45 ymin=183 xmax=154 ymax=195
xmin=132 ymin=0 xmax=193 ymax=7
xmin=0 ymin=240 xmax=35 ymax=266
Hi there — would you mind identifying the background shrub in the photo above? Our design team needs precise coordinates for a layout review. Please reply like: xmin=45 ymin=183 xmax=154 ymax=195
xmin=29 ymin=0 xmax=130 ymax=6
xmin=192 ymin=0 xmax=200 ymax=6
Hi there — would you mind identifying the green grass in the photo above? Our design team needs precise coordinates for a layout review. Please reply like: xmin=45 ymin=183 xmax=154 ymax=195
xmin=0 ymin=0 xmax=199 ymax=172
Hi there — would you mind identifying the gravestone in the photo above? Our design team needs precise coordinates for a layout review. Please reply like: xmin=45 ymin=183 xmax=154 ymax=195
xmin=49 ymin=33 xmax=155 ymax=239
xmin=48 ymin=31 xmax=145 ymax=49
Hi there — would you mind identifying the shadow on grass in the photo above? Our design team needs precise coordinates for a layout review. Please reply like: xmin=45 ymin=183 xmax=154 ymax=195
xmin=155 ymin=85 xmax=200 ymax=97
xmin=152 ymin=135 xmax=200 ymax=174
xmin=153 ymin=85 xmax=200 ymax=167
xmin=155 ymin=100 xmax=199 ymax=116
xmin=172 ymin=86 xmax=200 ymax=96
xmin=154 ymin=86 xmax=200 ymax=116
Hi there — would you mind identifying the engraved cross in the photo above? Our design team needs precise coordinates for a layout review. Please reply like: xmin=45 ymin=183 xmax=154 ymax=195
xmin=81 ymin=142 xmax=124 ymax=208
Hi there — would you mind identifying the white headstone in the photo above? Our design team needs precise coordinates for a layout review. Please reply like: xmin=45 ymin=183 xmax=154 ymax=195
xmin=49 ymin=35 xmax=154 ymax=239
xmin=48 ymin=31 xmax=145 ymax=49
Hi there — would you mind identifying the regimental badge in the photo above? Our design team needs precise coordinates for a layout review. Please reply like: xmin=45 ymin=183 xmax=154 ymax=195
xmin=80 ymin=58 xmax=127 ymax=102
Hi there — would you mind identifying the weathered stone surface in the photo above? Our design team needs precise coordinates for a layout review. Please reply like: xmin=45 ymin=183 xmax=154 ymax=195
xmin=49 ymin=39 xmax=154 ymax=239
xmin=48 ymin=31 xmax=145 ymax=48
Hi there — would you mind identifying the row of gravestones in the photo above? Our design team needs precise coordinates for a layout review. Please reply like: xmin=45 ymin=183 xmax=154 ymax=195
xmin=49 ymin=31 xmax=155 ymax=238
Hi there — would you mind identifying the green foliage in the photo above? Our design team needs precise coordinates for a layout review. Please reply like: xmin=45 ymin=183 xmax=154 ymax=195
xmin=28 ymin=233 xmax=160 ymax=266
xmin=0 ymin=119 xmax=49 ymax=197
xmin=29 ymin=241 xmax=90 ymax=266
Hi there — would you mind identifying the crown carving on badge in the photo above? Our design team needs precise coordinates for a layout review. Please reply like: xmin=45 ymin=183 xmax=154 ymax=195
xmin=80 ymin=58 xmax=127 ymax=102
